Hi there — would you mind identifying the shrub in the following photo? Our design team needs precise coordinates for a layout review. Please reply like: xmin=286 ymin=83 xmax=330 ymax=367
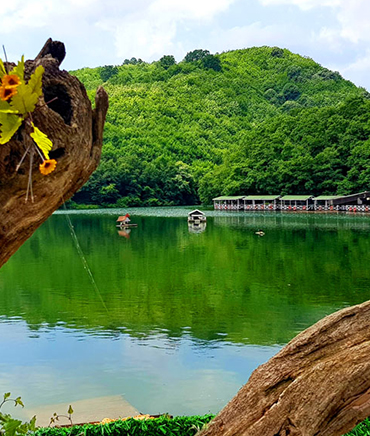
xmin=35 ymin=415 xmax=215 ymax=436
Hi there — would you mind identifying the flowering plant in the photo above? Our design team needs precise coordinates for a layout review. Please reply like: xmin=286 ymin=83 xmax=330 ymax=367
xmin=0 ymin=55 xmax=57 ymax=199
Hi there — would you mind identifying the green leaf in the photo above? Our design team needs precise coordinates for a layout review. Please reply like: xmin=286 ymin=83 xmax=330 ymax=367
xmin=30 ymin=123 xmax=53 ymax=159
xmin=0 ymin=112 xmax=22 ymax=144
xmin=9 ymin=56 xmax=24 ymax=82
xmin=27 ymin=65 xmax=44 ymax=98
xmin=67 ymin=405 xmax=74 ymax=415
xmin=1 ymin=415 xmax=22 ymax=436
xmin=3 ymin=393 xmax=11 ymax=400
xmin=14 ymin=397 xmax=24 ymax=408
xmin=0 ymin=100 xmax=12 ymax=112
xmin=28 ymin=415 xmax=37 ymax=431
xmin=0 ymin=59 xmax=6 ymax=78
xmin=10 ymin=65 xmax=44 ymax=115
xmin=10 ymin=83 xmax=38 ymax=115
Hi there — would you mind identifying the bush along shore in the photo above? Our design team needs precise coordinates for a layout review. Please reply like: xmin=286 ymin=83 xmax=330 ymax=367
xmin=32 ymin=414 xmax=370 ymax=436
xmin=35 ymin=415 xmax=215 ymax=436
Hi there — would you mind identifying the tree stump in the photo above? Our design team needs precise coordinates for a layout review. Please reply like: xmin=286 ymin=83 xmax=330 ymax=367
xmin=198 ymin=299 xmax=370 ymax=436
xmin=0 ymin=39 xmax=108 ymax=268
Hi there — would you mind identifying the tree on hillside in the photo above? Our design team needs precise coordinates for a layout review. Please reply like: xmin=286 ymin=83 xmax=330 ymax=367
xmin=202 ymin=54 xmax=222 ymax=71
xmin=184 ymin=49 xmax=211 ymax=62
xmin=159 ymin=55 xmax=176 ymax=69
xmin=282 ymin=82 xmax=300 ymax=100
xmin=100 ymin=65 xmax=118 ymax=82
xmin=122 ymin=57 xmax=144 ymax=65
xmin=271 ymin=46 xmax=284 ymax=57
xmin=72 ymin=45 xmax=366 ymax=207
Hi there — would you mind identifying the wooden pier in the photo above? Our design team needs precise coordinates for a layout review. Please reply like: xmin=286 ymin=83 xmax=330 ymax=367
xmin=213 ymin=191 xmax=370 ymax=212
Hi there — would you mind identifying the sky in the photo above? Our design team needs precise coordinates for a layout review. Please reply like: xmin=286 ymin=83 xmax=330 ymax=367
xmin=0 ymin=0 xmax=370 ymax=90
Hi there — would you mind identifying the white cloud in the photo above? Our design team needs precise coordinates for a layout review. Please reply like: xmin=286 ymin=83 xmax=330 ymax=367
xmin=96 ymin=0 xmax=237 ymax=62
xmin=314 ymin=27 xmax=343 ymax=53
xmin=259 ymin=0 xmax=340 ymax=10
xmin=0 ymin=0 xmax=368 ymax=89
xmin=149 ymin=0 xmax=235 ymax=20
xmin=340 ymin=51 xmax=370 ymax=89
xmin=336 ymin=1 xmax=370 ymax=43
xmin=259 ymin=0 xmax=370 ymax=45
xmin=111 ymin=19 xmax=178 ymax=60
xmin=0 ymin=0 xmax=102 ymax=32
xmin=206 ymin=21 xmax=296 ymax=54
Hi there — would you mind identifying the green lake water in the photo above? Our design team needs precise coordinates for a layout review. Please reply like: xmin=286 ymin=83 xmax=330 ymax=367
xmin=0 ymin=207 xmax=370 ymax=417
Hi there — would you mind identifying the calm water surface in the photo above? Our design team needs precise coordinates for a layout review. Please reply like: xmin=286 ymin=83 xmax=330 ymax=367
xmin=0 ymin=208 xmax=370 ymax=417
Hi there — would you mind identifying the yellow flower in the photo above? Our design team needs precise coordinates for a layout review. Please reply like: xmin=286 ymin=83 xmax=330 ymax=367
xmin=0 ymin=85 xmax=17 ymax=101
xmin=39 ymin=159 xmax=57 ymax=175
xmin=1 ymin=74 xmax=21 ymax=88
xmin=0 ymin=74 xmax=21 ymax=101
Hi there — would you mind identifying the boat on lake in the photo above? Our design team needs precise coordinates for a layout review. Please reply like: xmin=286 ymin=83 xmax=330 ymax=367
xmin=188 ymin=209 xmax=207 ymax=223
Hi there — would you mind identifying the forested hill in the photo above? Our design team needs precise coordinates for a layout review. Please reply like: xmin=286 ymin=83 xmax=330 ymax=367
xmin=70 ymin=47 xmax=370 ymax=207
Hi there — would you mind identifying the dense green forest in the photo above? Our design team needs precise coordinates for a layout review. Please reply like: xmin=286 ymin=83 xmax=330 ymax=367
xmin=70 ymin=46 xmax=370 ymax=207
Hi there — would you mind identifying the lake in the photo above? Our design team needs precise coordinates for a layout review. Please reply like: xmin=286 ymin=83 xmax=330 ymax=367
xmin=1 ymin=207 xmax=370 ymax=418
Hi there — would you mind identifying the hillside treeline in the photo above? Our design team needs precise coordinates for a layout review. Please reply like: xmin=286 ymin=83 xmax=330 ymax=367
xmin=70 ymin=47 xmax=370 ymax=207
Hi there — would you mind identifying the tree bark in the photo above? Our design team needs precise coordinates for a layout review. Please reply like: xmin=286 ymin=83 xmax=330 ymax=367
xmin=0 ymin=39 xmax=108 ymax=268
xmin=198 ymin=299 xmax=370 ymax=436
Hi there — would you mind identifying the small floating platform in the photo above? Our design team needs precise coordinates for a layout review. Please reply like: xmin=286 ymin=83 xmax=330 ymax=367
xmin=188 ymin=209 xmax=207 ymax=223
xmin=116 ymin=223 xmax=138 ymax=228
xmin=116 ymin=214 xmax=137 ymax=228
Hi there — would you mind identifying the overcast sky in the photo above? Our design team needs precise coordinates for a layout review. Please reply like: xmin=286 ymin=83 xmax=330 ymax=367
xmin=1 ymin=0 xmax=369 ymax=89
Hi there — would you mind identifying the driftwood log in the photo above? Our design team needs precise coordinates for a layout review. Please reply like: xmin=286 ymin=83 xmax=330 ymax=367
xmin=0 ymin=39 xmax=108 ymax=268
xmin=199 ymin=299 xmax=370 ymax=436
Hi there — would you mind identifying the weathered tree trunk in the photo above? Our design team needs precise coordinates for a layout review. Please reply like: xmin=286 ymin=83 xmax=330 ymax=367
xmin=198 ymin=299 xmax=370 ymax=436
xmin=0 ymin=39 xmax=108 ymax=268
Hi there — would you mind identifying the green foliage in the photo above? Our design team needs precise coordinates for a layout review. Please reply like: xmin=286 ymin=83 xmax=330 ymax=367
xmin=0 ymin=112 xmax=22 ymax=145
xmin=70 ymin=46 xmax=367 ymax=207
xmin=345 ymin=418 xmax=370 ymax=435
xmin=0 ymin=59 xmax=45 ymax=144
xmin=201 ymin=54 xmax=222 ymax=71
xmin=9 ymin=57 xmax=25 ymax=83
xmin=49 ymin=406 xmax=74 ymax=427
xmin=184 ymin=49 xmax=211 ymax=62
xmin=10 ymin=65 xmax=44 ymax=116
xmin=159 ymin=55 xmax=176 ymax=69
xmin=271 ymin=47 xmax=284 ymax=57
xmin=100 ymin=65 xmax=119 ymax=82
xmin=122 ymin=57 xmax=143 ymax=65
xmin=32 ymin=413 xmax=370 ymax=436
xmin=36 ymin=415 xmax=215 ymax=436
xmin=282 ymin=82 xmax=300 ymax=100
xmin=0 ymin=393 xmax=36 ymax=436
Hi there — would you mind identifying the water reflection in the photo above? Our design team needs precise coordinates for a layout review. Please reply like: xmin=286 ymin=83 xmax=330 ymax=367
xmin=118 ymin=228 xmax=131 ymax=239
xmin=0 ymin=317 xmax=280 ymax=416
xmin=1 ymin=210 xmax=369 ymax=345
xmin=188 ymin=222 xmax=207 ymax=233
xmin=1 ymin=209 xmax=370 ymax=415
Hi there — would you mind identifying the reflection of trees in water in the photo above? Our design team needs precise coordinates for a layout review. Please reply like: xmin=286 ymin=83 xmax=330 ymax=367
xmin=213 ymin=212 xmax=370 ymax=231
xmin=1 ymin=212 xmax=370 ymax=346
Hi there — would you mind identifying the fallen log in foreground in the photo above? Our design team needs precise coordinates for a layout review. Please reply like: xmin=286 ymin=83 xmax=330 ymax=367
xmin=199 ymin=299 xmax=370 ymax=436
